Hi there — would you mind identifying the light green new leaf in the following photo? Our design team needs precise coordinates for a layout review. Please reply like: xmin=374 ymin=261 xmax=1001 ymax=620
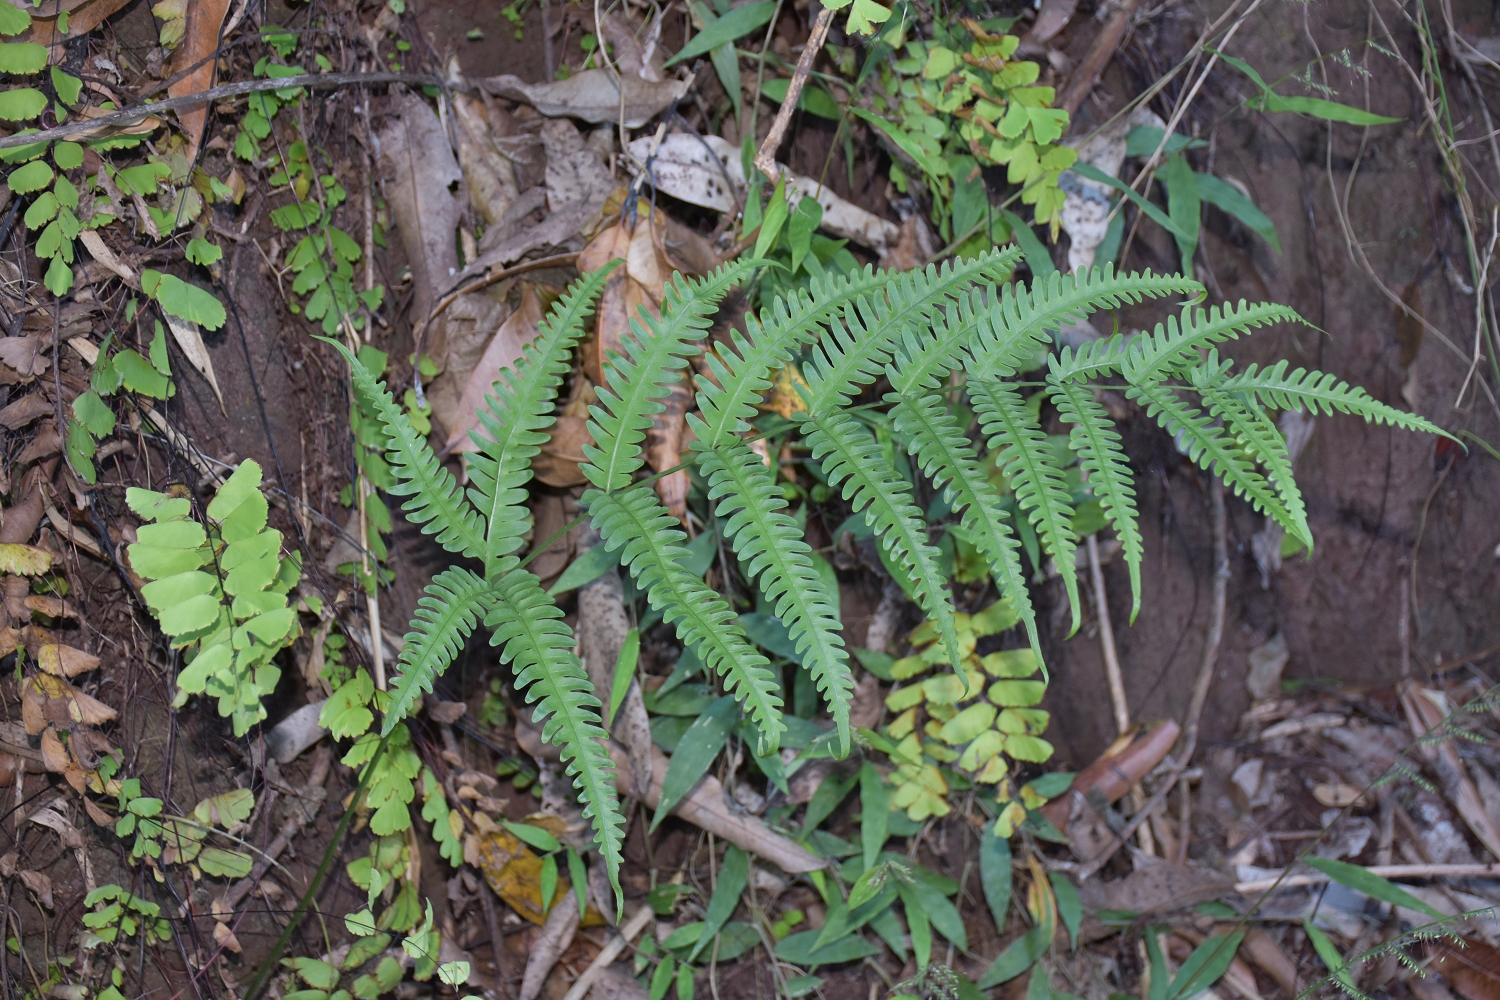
xmin=0 ymin=45 xmax=47 ymax=76
xmin=1304 ymin=919 xmax=1357 ymax=991
xmin=143 ymin=271 xmax=227 ymax=331
xmin=8 ymin=158 xmax=52 ymax=193
xmin=0 ymin=6 xmax=31 ymax=34
xmin=198 ymin=847 xmax=254 ymax=879
xmin=503 ymin=820 xmax=562 ymax=853
xmin=607 ymin=627 xmax=640 ymax=728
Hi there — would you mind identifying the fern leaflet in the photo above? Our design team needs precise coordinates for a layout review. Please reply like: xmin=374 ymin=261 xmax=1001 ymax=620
xmin=969 ymin=379 xmax=1082 ymax=635
xmin=384 ymin=567 xmax=496 ymax=735
xmin=699 ymin=441 xmax=853 ymax=753
xmin=888 ymin=389 xmax=1039 ymax=659
xmin=582 ymin=262 xmax=754 ymax=491
xmin=469 ymin=263 xmax=615 ymax=573
xmin=488 ymin=567 xmax=625 ymax=909
xmin=966 ymin=268 xmax=1204 ymax=382
xmin=1128 ymin=381 xmax=1295 ymax=528
xmin=1047 ymin=370 xmax=1145 ymax=622
xmin=803 ymin=411 xmax=964 ymax=675
xmin=1222 ymin=361 xmax=1446 ymax=435
xmin=584 ymin=484 xmax=786 ymax=751
xmin=1123 ymin=300 xmax=1304 ymax=385
xmin=339 ymin=343 xmax=485 ymax=560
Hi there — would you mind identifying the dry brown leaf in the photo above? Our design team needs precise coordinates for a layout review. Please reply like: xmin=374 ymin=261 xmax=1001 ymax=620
xmin=1402 ymin=683 xmax=1500 ymax=860
xmin=26 ymin=597 xmax=74 ymax=620
xmin=82 ymin=797 xmax=113 ymax=827
xmin=443 ymin=284 xmax=544 ymax=455
xmin=481 ymin=70 xmax=689 ymax=128
xmin=541 ymin=119 xmax=616 ymax=214
xmin=0 ymin=394 xmax=52 ymax=431
xmin=649 ymin=379 xmax=693 ymax=523
xmin=0 ymin=336 xmax=42 ymax=376
xmin=1076 ymin=857 xmax=1235 ymax=915
xmin=165 ymin=317 xmax=224 ymax=413
xmin=758 ymin=365 xmax=811 ymax=420
xmin=9 ymin=0 xmax=132 ymax=53
xmin=378 ymin=92 xmax=464 ymax=325
xmin=1430 ymin=938 xmax=1500 ymax=1000
xmin=70 ymin=687 xmax=118 ymax=727
xmin=448 ymin=79 xmax=520 ymax=228
xmin=38 ymin=644 xmax=98 ymax=677
xmin=29 ymin=806 xmax=83 ymax=848
xmin=578 ymin=566 xmax=651 ymax=798
xmin=525 ymin=494 xmax=575 ymax=584
xmin=1396 ymin=279 xmax=1424 ymax=368
xmin=0 ymin=853 xmax=13 ymax=877
xmin=39 ymin=727 xmax=67 ymax=773
xmin=520 ymin=885 xmax=579 ymax=1000
xmin=166 ymin=0 xmax=231 ymax=164
xmin=18 ymin=869 xmax=52 ymax=908
xmin=472 ymin=826 xmax=572 ymax=925
xmin=213 ymin=920 xmax=243 ymax=954
xmin=596 ymin=9 xmax=666 ymax=81
xmin=1240 ymin=928 xmax=1301 ymax=997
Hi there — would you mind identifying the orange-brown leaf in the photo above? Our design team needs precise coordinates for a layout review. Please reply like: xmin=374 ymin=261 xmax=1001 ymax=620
xmin=443 ymin=284 xmax=544 ymax=455
xmin=1432 ymin=939 xmax=1500 ymax=1000
xmin=167 ymin=0 xmax=233 ymax=163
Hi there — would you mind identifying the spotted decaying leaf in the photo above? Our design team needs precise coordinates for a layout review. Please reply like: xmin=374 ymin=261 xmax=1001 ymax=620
xmin=0 ymin=543 xmax=52 ymax=576
xmin=467 ymin=818 xmax=605 ymax=927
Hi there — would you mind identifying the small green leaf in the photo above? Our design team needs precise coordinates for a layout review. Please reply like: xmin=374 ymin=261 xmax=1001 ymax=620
xmin=197 ymin=847 xmax=254 ymax=879
xmin=1048 ymin=872 xmax=1081 ymax=949
xmin=546 ymin=543 xmax=619 ymax=595
xmin=753 ymin=178 xmax=789 ymax=259
xmin=976 ymin=921 xmax=1052 ymax=988
xmin=666 ymin=0 xmax=775 ymax=66
xmin=1303 ymin=919 xmax=1356 ymax=991
xmin=567 ymin=846 xmax=587 ymax=916
xmin=8 ymin=158 xmax=52 ymax=193
xmin=980 ymin=825 xmax=1012 ymax=934
xmin=1166 ymin=931 xmax=1245 ymax=1000
xmin=1195 ymin=172 xmax=1279 ymax=253
xmin=653 ymin=694 xmax=739 ymax=829
xmin=115 ymin=349 xmax=171 ymax=398
xmin=50 ymin=67 xmax=83 ymax=106
xmin=0 ymin=46 xmax=47 ymax=76
xmin=0 ymin=5 xmax=32 ymax=35
xmin=1302 ymin=856 xmax=1444 ymax=919
xmin=859 ymin=762 xmax=888 ymax=871
xmin=607 ymin=627 xmax=639 ymax=728
xmin=186 ymin=238 xmax=223 ymax=266
xmin=52 ymin=141 xmax=83 ymax=170
xmin=145 ymin=270 xmax=227 ymax=331
xmin=502 ymin=820 xmax=562 ymax=853
xmin=689 ymin=845 xmax=748 ymax=961
xmin=844 ymin=0 xmax=892 ymax=35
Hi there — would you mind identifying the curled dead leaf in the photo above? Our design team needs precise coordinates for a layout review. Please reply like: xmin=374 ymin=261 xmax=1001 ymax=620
xmin=39 ymin=727 xmax=67 ymax=774
xmin=213 ymin=920 xmax=243 ymax=954
xmin=480 ymin=70 xmax=689 ymax=128
xmin=38 ymin=644 xmax=99 ymax=676
xmin=18 ymin=869 xmax=52 ymax=909
xmin=24 ymin=597 xmax=75 ymax=621
xmin=443 ymin=284 xmax=544 ymax=455
xmin=427 ymin=700 xmax=468 ymax=725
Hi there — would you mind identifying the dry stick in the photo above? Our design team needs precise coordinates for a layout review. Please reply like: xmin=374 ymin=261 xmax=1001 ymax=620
xmin=1088 ymin=535 xmax=1130 ymax=736
xmin=558 ymin=906 xmax=654 ymax=1000
xmin=1235 ymin=863 xmax=1500 ymax=894
xmin=1058 ymin=0 xmax=1150 ymax=115
xmin=0 ymin=71 xmax=440 ymax=150
xmin=1079 ymin=477 xmax=1228 ymax=881
xmin=753 ymin=5 xmax=836 ymax=183
xmin=480 ymin=882 xmax=517 ymax=1000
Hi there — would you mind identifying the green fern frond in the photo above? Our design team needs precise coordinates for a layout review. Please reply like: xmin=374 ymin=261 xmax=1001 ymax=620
xmin=336 ymin=342 xmax=485 ymax=559
xmin=384 ymin=567 xmax=496 ymax=735
xmin=694 ymin=249 xmax=1019 ymax=448
xmin=803 ymin=411 xmax=965 ymax=675
xmin=1123 ymin=300 xmax=1304 ymax=385
xmin=1047 ymin=370 xmax=1145 ymax=622
xmin=1128 ymin=380 xmax=1296 ymax=528
xmin=582 ymin=260 xmax=755 ymax=492
xmin=1192 ymin=362 xmax=1311 ymax=547
xmin=584 ymin=484 xmax=786 ymax=751
xmin=469 ymin=262 xmax=615 ymax=572
xmin=888 ymin=389 xmax=1039 ymax=659
xmin=1222 ymin=361 xmax=1447 ymax=435
xmin=966 ymin=268 xmax=1204 ymax=382
xmin=698 ymin=441 xmax=854 ymax=754
xmin=488 ymin=568 xmax=625 ymax=910
xmin=968 ymin=379 xmax=1082 ymax=635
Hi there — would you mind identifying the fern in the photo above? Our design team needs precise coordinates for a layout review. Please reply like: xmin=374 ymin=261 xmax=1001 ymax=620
xmin=469 ymin=263 xmax=616 ymax=573
xmin=1223 ymin=360 xmax=1447 ymax=434
xmin=887 ymin=387 xmax=1039 ymax=660
xmin=384 ymin=568 xmax=495 ymax=736
xmin=804 ymin=411 xmax=964 ymax=674
xmin=488 ymin=568 xmax=626 ymax=909
xmin=1047 ymin=371 xmax=1145 ymax=622
xmin=969 ymin=379 xmax=1083 ymax=634
xmin=585 ymin=484 xmax=786 ymax=750
xmin=345 ymin=247 xmax=1439 ymax=908
xmin=343 ymin=347 xmax=485 ymax=560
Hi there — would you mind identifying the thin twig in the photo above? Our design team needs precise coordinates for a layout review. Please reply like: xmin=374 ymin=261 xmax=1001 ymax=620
xmin=753 ymin=6 xmax=835 ymax=182
xmin=1087 ymin=534 xmax=1130 ymax=737
xmin=558 ymin=906 xmax=654 ymax=1000
xmin=1234 ymin=863 xmax=1500 ymax=894
xmin=0 ymin=72 xmax=440 ymax=150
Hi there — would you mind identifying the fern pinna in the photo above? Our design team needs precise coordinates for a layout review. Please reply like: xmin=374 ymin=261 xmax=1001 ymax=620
xmin=335 ymin=250 xmax=1441 ymax=902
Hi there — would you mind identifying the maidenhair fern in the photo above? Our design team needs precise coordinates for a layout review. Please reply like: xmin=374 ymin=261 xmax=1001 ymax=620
xmin=338 ymin=249 xmax=1442 ymax=900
